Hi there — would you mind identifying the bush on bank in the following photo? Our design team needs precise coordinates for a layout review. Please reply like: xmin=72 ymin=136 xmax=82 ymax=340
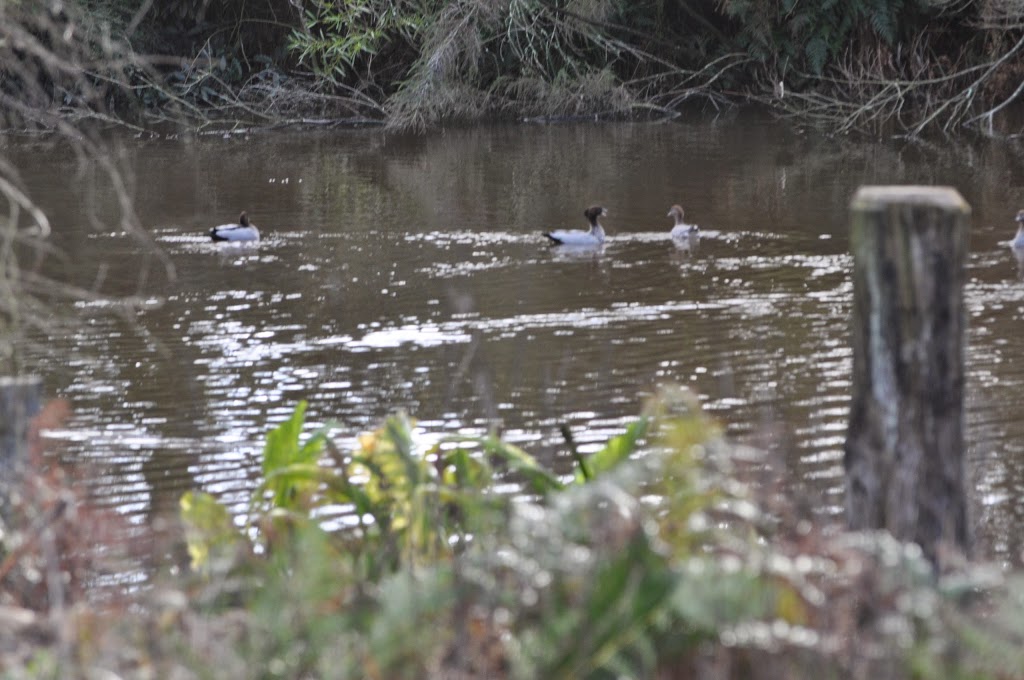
xmin=4 ymin=392 xmax=1024 ymax=678
xmin=4 ymin=0 xmax=1021 ymax=133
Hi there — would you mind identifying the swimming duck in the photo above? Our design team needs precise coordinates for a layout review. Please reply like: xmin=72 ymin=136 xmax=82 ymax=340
xmin=543 ymin=206 xmax=607 ymax=246
xmin=668 ymin=205 xmax=700 ymax=249
xmin=210 ymin=211 xmax=260 ymax=242
xmin=1012 ymin=209 xmax=1024 ymax=250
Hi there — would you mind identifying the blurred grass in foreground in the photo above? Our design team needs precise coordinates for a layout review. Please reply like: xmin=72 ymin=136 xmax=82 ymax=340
xmin=4 ymin=388 xmax=1024 ymax=678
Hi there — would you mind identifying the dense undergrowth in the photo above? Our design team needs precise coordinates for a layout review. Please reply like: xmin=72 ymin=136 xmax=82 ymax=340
xmin=2 ymin=0 xmax=1024 ymax=134
xmin=3 ymin=392 xmax=1024 ymax=678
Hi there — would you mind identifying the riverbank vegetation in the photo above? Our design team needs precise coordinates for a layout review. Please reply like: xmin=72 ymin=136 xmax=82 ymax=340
xmin=7 ymin=3 xmax=1024 ymax=678
xmin=0 ymin=3 xmax=178 ymax=375
xmin=5 ymin=393 xmax=1024 ymax=678
xmin=2 ymin=0 xmax=1024 ymax=134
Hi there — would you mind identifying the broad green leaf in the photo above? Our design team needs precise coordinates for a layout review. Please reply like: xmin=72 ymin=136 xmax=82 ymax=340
xmin=483 ymin=436 xmax=563 ymax=493
xmin=180 ymin=491 xmax=241 ymax=573
xmin=440 ymin=447 xmax=491 ymax=489
xmin=575 ymin=416 xmax=649 ymax=484
xmin=262 ymin=402 xmax=329 ymax=508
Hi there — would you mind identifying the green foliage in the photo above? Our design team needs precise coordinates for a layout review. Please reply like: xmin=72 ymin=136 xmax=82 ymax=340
xmin=19 ymin=390 xmax=1024 ymax=678
xmin=284 ymin=0 xmax=640 ymax=126
xmin=180 ymin=490 xmax=244 ymax=574
xmin=274 ymin=0 xmax=974 ymax=127
xmin=258 ymin=400 xmax=327 ymax=509
xmin=574 ymin=415 xmax=650 ymax=484
xmin=175 ymin=392 xmax=801 ymax=677
xmin=184 ymin=401 xmax=573 ymax=578
xmin=717 ymin=0 xmax=942 ymax=75
xmin=170 ymin=393 xmax=1024 ymax=678
xmin=476 ymin=431 xmax=564 ymax=495
xmin=288 ymin=0 xmax=426 ymax=81
xmin=37 ymin=0 xmax=998 ymax=131
xmin=521 ymin=526 xmax=678 ymax=677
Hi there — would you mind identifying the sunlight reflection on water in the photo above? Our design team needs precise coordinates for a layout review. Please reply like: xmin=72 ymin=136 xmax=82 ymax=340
xmin=15 ymin=117 xmax=1024 ymax=567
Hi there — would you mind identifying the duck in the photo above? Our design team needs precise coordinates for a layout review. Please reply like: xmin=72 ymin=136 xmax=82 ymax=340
xmin=668 ymin=205 xmax=700 ymax=249
xmin=209 ymin=211 xmax=260 ymax=242
xmin=1012 ymin=209 xmax=1024 ymax=250
xmin=543 ymin=206 xmax=607 ymax=246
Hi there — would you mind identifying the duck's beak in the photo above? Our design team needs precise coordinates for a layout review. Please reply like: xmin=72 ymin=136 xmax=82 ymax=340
xmin=601 ymin=208 xmax=608 ymax=217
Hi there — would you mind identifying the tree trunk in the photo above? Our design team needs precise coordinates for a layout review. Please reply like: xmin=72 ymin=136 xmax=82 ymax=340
xmin=845 ymin=186 xmax=970 ymax=564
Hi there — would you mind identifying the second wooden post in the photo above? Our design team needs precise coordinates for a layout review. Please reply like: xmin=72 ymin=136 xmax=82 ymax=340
xmin=845 ymin=186 xmax=971 ymax=564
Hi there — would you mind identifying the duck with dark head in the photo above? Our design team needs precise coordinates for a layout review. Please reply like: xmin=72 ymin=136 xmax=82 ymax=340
xmin=542 ymin=205 xmax=607 ymax=246
xmin=210 ymin=211 xmax=260 ymax=242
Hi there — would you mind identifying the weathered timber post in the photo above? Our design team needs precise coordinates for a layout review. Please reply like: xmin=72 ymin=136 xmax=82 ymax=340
xmin=0 ymin=375 xmax=42 ymax=479
xmin=846 ymin=186 xmax=970 ymax=564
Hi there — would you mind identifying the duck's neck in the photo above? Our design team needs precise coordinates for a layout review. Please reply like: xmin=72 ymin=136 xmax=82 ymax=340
xmin=589 ymin=221 xmax=605 ymax=239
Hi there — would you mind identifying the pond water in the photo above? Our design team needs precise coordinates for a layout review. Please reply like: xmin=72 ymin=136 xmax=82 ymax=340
xmin=10 ymin=112 xmax=1024 ymax=571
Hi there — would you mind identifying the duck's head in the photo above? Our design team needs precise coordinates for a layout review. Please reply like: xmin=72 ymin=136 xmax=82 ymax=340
xmin=584 ymin=205 xmax=607 ymax=225
xmin=239 ymin=211 xmax=250 ymax=227
xmin=667 ymin=205 xmax=685 ymax=223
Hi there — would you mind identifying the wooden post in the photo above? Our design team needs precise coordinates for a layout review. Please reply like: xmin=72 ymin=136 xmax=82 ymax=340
xmin=845 ymin=186 xmax=970 ymax=564
xmin=0 ymin=375 xmax=42 ymax=477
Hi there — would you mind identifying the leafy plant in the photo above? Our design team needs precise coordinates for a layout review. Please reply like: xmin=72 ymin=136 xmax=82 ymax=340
xmin=178 ymin=392 xmax=788 ymax=677
xmin=718 ymin=0 xmax=941 ymax=75
xmin=103 ymin=392 xmax=1024 ymax=678
xmin=288 ymin=0 xmax=427 ymax=81
xmin=183 ymin=400 xmax=574 ymax=578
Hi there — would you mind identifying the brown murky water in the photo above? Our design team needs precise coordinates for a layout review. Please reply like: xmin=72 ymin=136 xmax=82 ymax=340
xmin=10 ymin=112 xmax=1024 ymax=571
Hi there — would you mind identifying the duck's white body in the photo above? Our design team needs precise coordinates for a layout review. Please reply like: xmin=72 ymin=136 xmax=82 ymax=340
xmin=670 ymin=223 xmax=700 ymax=241
xmin=544 ymin=227 xmax=605 ymax=246
xmin=211 ymin=224 xmax=259 ymax=242
xmin=1013 ymin=227 xmax=1024 ymax=250
xmin=210 ymin=211 xmax=260 ymax=242
xmin=668 ymin=204 xmax=700 ymax=250
xmin=543 ymin=206 xmax=607 ymax=246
